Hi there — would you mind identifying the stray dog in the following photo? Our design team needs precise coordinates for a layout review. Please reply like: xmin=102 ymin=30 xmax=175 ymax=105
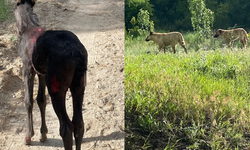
xmin=14 ymin=0 xmax=88 ymax=150
xmin=214 ymin=28 xmax=248 ymax=49
xmin=145 ymin=31 xmax=188 ymax=54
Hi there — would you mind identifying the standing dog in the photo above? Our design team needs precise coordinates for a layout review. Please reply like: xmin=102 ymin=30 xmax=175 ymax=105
xmin=214 ymin=28 xmax=248 ymax=49
xmin=145 ymin=31 xmax=188 ymax=54
xmin=14 ymin=0 xmax=88 ymax=150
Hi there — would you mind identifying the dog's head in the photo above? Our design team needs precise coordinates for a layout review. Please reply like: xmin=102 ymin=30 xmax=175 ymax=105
xmin=214 ymin=29 xmax=223 ymax=38
xmin=14 ymin=1 xmax=39 ymax=35
xmin=145 ymin=31 xmax=154 ymax=42
xmin=17 ymin=0 xmax=36 ymax=7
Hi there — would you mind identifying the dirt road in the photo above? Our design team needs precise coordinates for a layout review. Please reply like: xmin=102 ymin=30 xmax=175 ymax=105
xmin=0 ymin=0 xmax=124 ymax=149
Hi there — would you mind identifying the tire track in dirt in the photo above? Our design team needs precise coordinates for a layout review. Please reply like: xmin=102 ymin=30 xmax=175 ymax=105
xmin=0 ymin=0 xmax=124 ymax=149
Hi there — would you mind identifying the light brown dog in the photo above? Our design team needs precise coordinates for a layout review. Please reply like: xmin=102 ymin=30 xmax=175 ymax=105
xmin=214 ymin=28 xmax=248 ymax=49
xmin=145 ymin=31 xmax=188 ymax=54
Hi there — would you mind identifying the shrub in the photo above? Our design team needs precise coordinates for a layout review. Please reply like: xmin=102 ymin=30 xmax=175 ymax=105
xmin=128 ymin=9 xmax=154 ymax=38
xmin=188 ymin=0 xmax=214 ymax=43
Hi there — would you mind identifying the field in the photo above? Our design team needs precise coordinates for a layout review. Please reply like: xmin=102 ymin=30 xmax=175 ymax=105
xmin=125 ymin=32 xmax=250 ymax=149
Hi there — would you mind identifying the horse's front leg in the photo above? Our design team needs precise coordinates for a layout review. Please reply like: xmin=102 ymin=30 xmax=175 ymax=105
xmin=36 ymin=74 xmax=48 ymax=142
xmin=23 ymin=63 xmax=35 ymax=145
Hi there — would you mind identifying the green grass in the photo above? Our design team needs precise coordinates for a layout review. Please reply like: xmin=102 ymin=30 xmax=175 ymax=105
xmin=0 ymin=0 xmax=11 ymax=22
xmin=125 ymin=32 xmax=250 ymax=149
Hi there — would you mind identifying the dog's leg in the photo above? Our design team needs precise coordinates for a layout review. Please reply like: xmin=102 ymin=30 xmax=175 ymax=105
xmin=224 ymin=38 xmax=231 ymax=49
xmin=227 ymin=40 xmax=233 ymax=50
xmin=36 ymin=74 xmax=48 ymax=142
xmin=240 ymin=39 xmax=244 ymax=49
xmin=158 ymin=43 xmax=165 ymax=54
xmin=230 ymin=40 xmax=235 ymax=50
xmin=245 ymin=39 xmax=247 ymax=49
xmin=158 ymin=45 xmax=162 ymax=53
xmin=244 ymin=37 xmax=247 ymax=49
xmin=240 ymin=39 xmax=246 ymax=49
xmin=71 ymin=72 xmax=86 ymax=150
xmin=23 ymin=64 xmax=35 ymax=145
xmin=172 ymin=45 xmax=176 ymax=54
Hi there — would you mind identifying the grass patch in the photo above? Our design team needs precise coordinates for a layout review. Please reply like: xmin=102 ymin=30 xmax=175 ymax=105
xmin=0 ymin=0 xmax=11 ymax=22
xmin=125 ymin=33 xmax=250 ymax=149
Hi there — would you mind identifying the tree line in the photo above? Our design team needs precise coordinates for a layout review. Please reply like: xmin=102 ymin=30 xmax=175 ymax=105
xmin=125 ymin=0 xmax=250 ymax=32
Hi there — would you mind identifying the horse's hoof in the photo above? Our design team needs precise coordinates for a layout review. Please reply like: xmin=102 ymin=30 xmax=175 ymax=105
xmin=25 ymin=137 xmax=31 ymax=145
xmin=40 ymin=134 xmax=47 ymax=142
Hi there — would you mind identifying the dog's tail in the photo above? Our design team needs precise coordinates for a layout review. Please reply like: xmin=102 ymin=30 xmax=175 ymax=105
xmin=242 ymin=30 xmax=249 ymax=41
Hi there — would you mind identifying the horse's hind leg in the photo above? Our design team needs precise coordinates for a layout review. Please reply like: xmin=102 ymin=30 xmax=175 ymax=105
xmin=23 ymin=64 xmax=35 ymax=145
xmin=46 ymin=74 xmax=74 ymax=150
xmin=70 ymin=72 xmax=86 ymax=150
xmin=36 ymin=74 xmax=48 ymax=142
xmin=50 ymin=91 xmax=73 ymax=149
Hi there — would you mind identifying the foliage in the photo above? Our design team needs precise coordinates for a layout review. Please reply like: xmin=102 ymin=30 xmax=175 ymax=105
xmin=0 ymin=0 xmax=11 ymax=22
xmin=125 ymin=0 xmax=250 ymax=32
xmin=128 ymin=9 xmax=154 ymax=38
xmin=188 ymin=0 xmax=214 ymax=42
xmin=125 ymin=0 xmax=154 ymax=31
xmin=137 ymin=9 xmax=154 ymax=32
xmin=203 ymin=0 xmax=250 ymax=29
xmin=224 ymin=0 xmax=250 ymax=29
xmin=150 ymin=0 xmax=192 ymax=31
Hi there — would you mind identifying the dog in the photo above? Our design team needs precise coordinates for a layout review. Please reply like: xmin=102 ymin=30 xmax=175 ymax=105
xmin=145 ymin=31 xmax=188 ymax=54
xmin=214 ymin=28 xmax=248 ymax=49
xmin=14 ymin=0 xmax=88 ymax=150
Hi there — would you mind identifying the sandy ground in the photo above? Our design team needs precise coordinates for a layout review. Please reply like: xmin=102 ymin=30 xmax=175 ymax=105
xmin=0 ymin=0 xmax=124 ymax=149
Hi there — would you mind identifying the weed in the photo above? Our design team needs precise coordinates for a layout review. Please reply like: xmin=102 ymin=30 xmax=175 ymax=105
xmin=10 ymin=36 xmax=17 ymax=42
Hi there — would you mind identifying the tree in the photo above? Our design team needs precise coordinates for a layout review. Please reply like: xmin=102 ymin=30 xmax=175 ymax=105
xmin=125 ymin=0 xmax=154 ymax=31
xmin=150 ymin=0 xmax=192 ymax=31
xmin=188 ymin=0 xmax=214 ymax=42
xmin=128 ymin=9 xmax=154 ymax=37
